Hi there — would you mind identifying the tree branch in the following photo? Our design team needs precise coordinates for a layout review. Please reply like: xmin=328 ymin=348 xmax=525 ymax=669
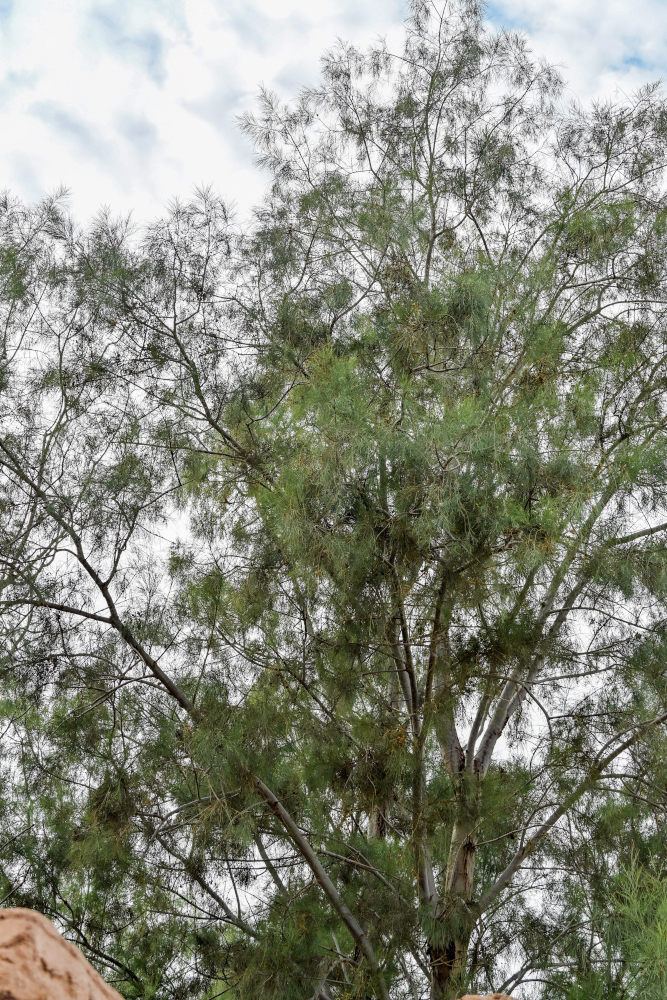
xmin=476 ymin=708 xmax=667 ymax=913
xmin=253 ymin=776 xmax=388 ymax=1000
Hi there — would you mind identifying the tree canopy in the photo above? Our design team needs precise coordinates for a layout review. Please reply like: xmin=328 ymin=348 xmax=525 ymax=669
xmin=0 ymin=3 xmax=665 ymax=999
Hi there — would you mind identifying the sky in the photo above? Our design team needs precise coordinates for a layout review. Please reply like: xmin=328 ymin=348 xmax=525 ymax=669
xmin=0 ymin=0 xmax=666 ymax=227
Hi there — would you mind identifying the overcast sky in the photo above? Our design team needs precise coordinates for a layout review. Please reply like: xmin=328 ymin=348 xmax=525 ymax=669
xmin=1 ymin=0 xmax=665 ymax=226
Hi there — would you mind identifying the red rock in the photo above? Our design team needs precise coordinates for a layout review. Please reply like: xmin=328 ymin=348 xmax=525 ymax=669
xmin=459 ymin=995 xmax=516 ymax=999
xmin=0 ymin=908 xmax=122 ymax=1000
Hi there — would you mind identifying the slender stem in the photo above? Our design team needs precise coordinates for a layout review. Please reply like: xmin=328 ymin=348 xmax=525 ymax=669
xmin=253 ymin=776 xmax=388 ymax=1000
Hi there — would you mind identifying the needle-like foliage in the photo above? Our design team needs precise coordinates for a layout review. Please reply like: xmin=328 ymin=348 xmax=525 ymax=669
xmin=0 ymin=4 xmax=665 ymax=998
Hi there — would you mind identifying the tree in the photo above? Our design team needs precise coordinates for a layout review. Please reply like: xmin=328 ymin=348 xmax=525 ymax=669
xmin=0 ymin=2 xmax=665 ymax=998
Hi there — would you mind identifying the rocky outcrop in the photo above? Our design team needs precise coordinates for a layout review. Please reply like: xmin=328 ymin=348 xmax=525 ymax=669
xmin=459 ymin=995 xmax=516 ymax=999
xmin=0 ymin=908 xmax=122 ymax=1000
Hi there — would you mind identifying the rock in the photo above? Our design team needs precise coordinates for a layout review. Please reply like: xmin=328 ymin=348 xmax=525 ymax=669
xmin=0 ymin=907 xmax=122 ymax=1000
xmin=459 ymin=995 xmax=516 ymax=1000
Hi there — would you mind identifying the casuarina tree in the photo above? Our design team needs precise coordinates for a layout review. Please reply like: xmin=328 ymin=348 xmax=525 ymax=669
xmin=0 ymin=3 xmax=665 ymax=998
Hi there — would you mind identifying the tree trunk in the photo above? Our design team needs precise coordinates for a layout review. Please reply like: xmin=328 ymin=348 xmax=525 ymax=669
xmin=428 ymin=785 xmax=480 ymax=1000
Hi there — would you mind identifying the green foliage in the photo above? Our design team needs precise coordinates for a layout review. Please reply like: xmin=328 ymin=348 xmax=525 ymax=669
xmin=614 ymin=858 xmax=667 ymax=998
xmin=0 ymin=4 xmax=665 ymax=1000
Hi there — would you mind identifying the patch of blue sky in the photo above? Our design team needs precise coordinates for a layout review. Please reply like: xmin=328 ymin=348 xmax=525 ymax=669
xmin=607 ymin=53 xmax=656 ymax=75
xmin=86 ymin=5 xmax=166 ymax=86
xmin=484 ymin=2 xmax=525 ymax=30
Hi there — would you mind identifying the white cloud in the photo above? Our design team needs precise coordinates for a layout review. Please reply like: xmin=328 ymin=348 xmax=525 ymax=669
xmin=0 ymin=0 xmax=665 ymax=227
xmin=487 ymin=0 xmax=667 ymax=101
